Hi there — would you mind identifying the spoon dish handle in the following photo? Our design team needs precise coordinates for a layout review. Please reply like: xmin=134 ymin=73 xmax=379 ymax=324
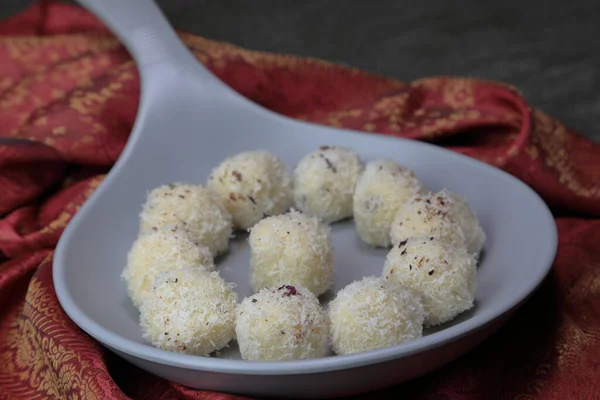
xmin=75 ymin=0 xmax=217 ymax=82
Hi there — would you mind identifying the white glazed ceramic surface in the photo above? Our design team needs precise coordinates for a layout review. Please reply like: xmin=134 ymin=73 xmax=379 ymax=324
xmin=52 ymin=1 xmax=558 ymax=398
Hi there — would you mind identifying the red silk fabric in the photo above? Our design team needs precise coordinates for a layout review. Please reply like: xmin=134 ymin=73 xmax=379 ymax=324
xmin=0 ymin=2 xmax=599 ymax=399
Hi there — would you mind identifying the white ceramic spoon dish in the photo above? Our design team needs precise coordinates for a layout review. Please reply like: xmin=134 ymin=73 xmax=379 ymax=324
xmin=53 ymin=0 xmax=558 ymax=398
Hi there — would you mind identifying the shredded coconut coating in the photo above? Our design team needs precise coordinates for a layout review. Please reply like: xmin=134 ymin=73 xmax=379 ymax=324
xmin=439 ymin=189 xmax=486 ymax=256
xmin=207 ymin=150 xmax=293 ymax=230
xmin=383 ymin=237 xmax=477 ymax=327
xmin=249 ymin=209 xmax=333 ymax=296
xmin=353 ymin=159 xmax=423 ymax=247
xmin=293 ymin=146 xmax=364 ymax=223
xmin=139 ymin=268 xmax=238 ymax=356
xmin=139 ymin=183 xmax=233 ymax=257
xmin=122 ymin=227 xmax=215 ymax=308
xmin=328 ymin=276 xmax=424 ymax=355
xmin=390 ymin=191 xmax=468 ymax=250
xmin=235 ymin=285 xmax=329 ymax=361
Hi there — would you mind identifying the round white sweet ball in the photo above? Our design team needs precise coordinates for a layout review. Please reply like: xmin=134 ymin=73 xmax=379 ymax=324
xmin=439 ymin=189 xmax=486 ymax=256
xmin=383 ymin=237 xmax=477 ymax=327
xmin=249 ymin=209 xmax=333 ymax=296
xmin=328 ymin=276 xmax=425 ymax=355
xmin=293 ymin=145 xmax=364 ymax=223
xmin=353 ymin=159 xmax=423 ymax=247
xmin=390 ymin=191 xmax=468 ymax=250
xmin=207 ymin=150 xmax=293 ymax=230
xmin=139 ymin=182 xmax=232 ymax=257
xmin=139 ymin=268 xmax=237 ymax=356
xmin=122 ymin=227 xmax=215 ymax=308
xmin=235 ymin=285 xmax=329 ymax=361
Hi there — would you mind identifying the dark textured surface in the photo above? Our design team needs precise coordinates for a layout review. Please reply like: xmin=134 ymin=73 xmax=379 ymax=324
xmin=2 ymin=0 xmax=599 ymax=141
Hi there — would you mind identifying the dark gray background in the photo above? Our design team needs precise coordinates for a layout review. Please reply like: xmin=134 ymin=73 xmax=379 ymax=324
xmin=2 ymin=0 xmax=599 ymax=142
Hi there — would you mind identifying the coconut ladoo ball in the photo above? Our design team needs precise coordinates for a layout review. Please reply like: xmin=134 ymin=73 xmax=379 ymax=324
xmin=235 ymin=285 xmax=329 ymax=361
xmin=353 ymin=159 xmax=423 ymax=247
xmin=383 ymin=237 xmax=477 ymax=327
xmin=328 ymin=276 xmax=425 ymax=355
xmin=249 ymin=209 xmax=333 ymax=296
xmin=389 ymin=191 xmax=468 ymax=251
xmin=206 ymin=150 xmax=293 ymax=230
xmin=122 ymin=227 xmax=215 ymax=308
xmin=139 ymin=268 xmax=238 ymax=356
xmin=293 ymin=146 xmax=365 ymax=223
xmin=139 ymin=182 xmax=232 ymax=257
xmin=439 ymin=189 xmax=486 ymax=256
